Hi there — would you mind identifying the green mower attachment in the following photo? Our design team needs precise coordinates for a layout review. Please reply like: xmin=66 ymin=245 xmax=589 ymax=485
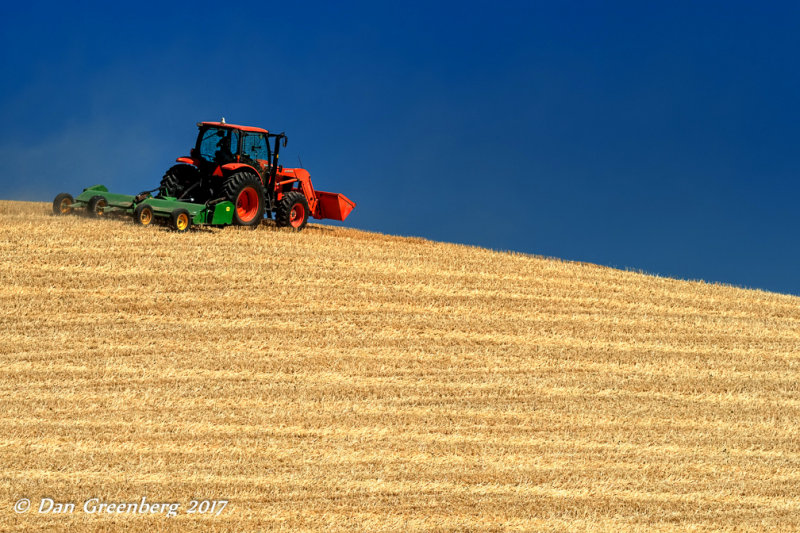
xmin=53 ymin=185 xmax=235 ymax=232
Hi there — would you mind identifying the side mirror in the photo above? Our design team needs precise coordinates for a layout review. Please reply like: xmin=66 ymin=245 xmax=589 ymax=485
xmin=283 ymin=137 xmax=288 ymax=148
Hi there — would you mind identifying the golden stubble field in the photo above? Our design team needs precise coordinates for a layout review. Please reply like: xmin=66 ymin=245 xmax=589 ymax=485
xmin=1 ymin=199 xmax=799 ymax=531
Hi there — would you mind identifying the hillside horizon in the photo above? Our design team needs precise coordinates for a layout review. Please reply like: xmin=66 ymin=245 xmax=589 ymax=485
xmin=6 ymin=197 xmax=794 ymax=299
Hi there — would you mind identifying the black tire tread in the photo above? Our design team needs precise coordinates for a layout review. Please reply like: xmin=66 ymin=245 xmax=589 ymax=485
xmin=133 ymin=204 xmax=153 ymax=226
xmin=159 ymin=164 xmax=199 ymax=198
xmin=87 ymin=195 xmax=107 ymax=218
xmin=275 ymin=191 xmax=310 ymax=231
xmin=52 ymin=193 xmax=74 ymax=216
xmin=222 ymin=171 xmax=265 ymax=227
xmin=170 ymin=209 xmax=191 ymax=232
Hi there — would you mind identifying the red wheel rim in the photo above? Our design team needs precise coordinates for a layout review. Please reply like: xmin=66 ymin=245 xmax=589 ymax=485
xmin=289 ymin=203 xmax=305 ymax=228
xmin=236 ymin=187 xmax=259 ymax=222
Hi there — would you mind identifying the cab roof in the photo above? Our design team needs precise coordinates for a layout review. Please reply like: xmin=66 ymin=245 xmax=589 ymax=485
xmin=199 ymin=121 xmax=269 ymax=134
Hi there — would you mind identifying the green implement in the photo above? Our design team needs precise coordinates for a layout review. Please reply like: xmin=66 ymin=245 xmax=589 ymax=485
xmin=53 ymin=185 xmax=235 ymax=231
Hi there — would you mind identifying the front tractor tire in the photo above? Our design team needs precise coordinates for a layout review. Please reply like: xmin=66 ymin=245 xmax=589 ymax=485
xmin=223 ymin=172 xmax=265 ymax=228
xmin=87 ymin=195 xmax=108 ymax=218
xmin=52 ymin=193 xmax=74 ymax=215
xmin=160 ymin=164 xmax=199 ymax=199
xmin=276 ymin=191 xmax=310 ymax=231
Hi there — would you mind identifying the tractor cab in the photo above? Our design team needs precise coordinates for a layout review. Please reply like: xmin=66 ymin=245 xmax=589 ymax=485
xmin=191 ymin=122 xmax=279 ymax=179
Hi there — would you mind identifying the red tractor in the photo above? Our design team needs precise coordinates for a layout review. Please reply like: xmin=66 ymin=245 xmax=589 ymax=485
xmin=159 ymin=120 xmax=354 ymax=230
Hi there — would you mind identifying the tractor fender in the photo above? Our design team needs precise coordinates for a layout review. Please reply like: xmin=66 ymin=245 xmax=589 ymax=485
xmin=218 ymin=163 xmax=262 ymax=183
xmin=175 ymin=156 xmax=200 ymax=166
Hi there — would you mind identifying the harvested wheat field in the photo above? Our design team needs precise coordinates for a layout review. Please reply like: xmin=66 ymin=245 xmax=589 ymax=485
xmin=1 ymin=199 xmax=799 ymax=531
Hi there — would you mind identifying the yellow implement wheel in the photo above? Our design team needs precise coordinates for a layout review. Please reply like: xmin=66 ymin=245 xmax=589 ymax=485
xmin=52 ymin=193 xmax=74 ymax=215
xmin=133 ymin=204 xmax=154 ymax=226
xmin=87 ymin=195 xmax=107 ymax=218
xmin=171 ymin=209 xmax=191 ymax=233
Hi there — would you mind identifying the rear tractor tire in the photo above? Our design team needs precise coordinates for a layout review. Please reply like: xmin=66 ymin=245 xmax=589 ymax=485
xmin=276 ymin=191 xmax=310 ymax=231
xmin=87 ymin=195 xmax=108 ymax=218
xmin=52 ymin=193 xmax=74 ymax=215
xmin=133 ymin=204 xmax=154 ymax=226
xmin=159 ymin=164 xmax=200 ymax=199
xmin=223 ymin=172 xmax=265 ymax=228
xmin=170 ymin=209 xmax=192 ymax=233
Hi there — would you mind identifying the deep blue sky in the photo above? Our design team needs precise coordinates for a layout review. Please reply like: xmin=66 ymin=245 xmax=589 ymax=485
xmin=2 ymin=2 xmax=799 ymax=295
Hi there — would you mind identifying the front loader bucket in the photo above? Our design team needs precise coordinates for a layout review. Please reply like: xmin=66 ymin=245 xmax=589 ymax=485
xmin=315 ymin=191 xmax=356 ymax=221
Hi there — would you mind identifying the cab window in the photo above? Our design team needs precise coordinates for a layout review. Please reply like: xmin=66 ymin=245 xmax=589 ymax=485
xmin=198 ymin=127 xmax=238 ymax=163
xmin=230 ymin=130 xmax=239 ymax=157
xmin=242 ymin=133 xmax=270 ymax=162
